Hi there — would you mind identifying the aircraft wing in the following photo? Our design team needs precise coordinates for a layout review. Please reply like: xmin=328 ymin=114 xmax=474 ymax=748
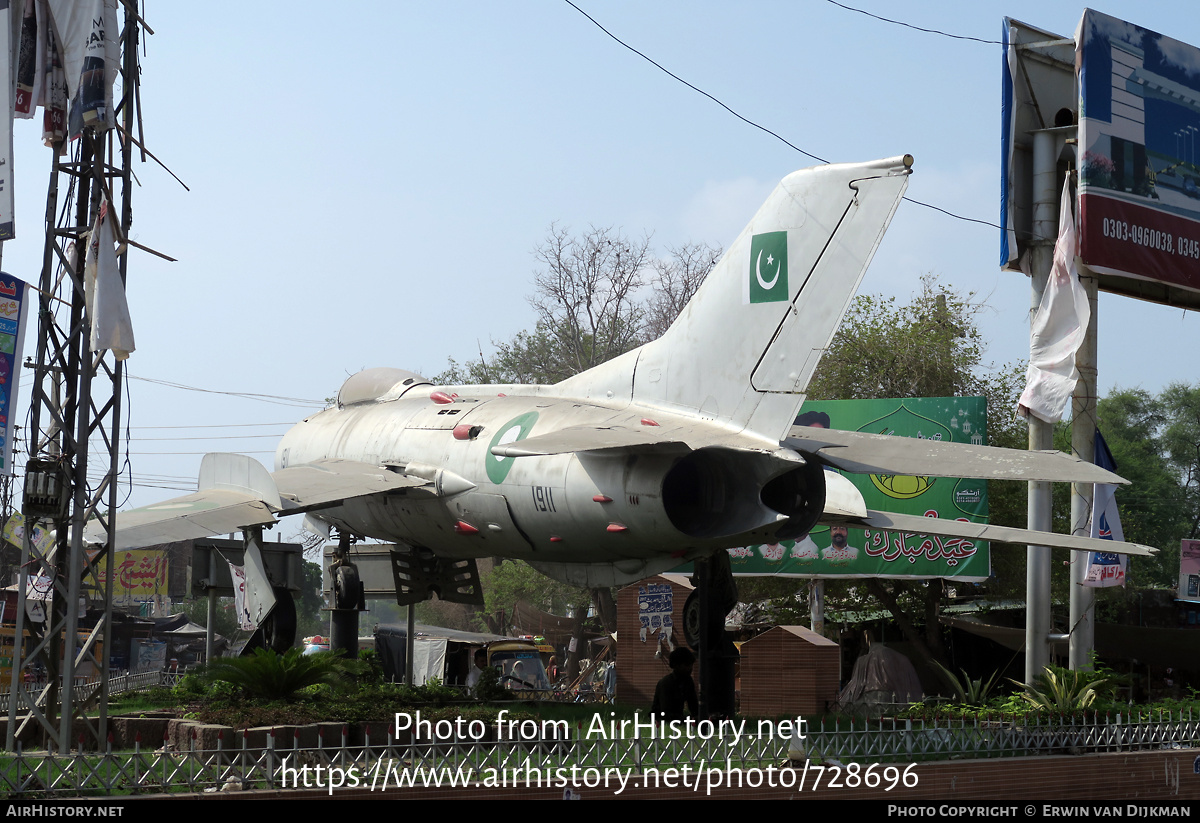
xmin=785 ymin=425 xmax=1127 ymax=485
xmin=89 ymin=490 xmax=278 ymax=551
xmin=844 ymin=509 xmax=1156 ymax=557
xmin=92 ymin=457 xmax=429 ymax=552
xmin=491 ymin=425 xmax=692 ymax=457
xmin=273 ymin=459 xmax=427 ymax=512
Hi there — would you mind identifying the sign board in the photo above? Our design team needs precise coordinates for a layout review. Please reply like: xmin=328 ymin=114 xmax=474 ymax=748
xmin=89 ymin=549 xmax=168 ymax=603
xmin=0 ymin=1 xmax=14 ymax=240
xmin=1001 ymin=17 xmax=1076 ymax=271
xmin=0 ymin=276 xmax=31 ymax=474
xmin=1077 ymin=10 xmax=1200 ymax=307
xmin=1179 ymin=538 xmax=1200 ymax=604
xmin=637 ymin=583 xmax=673 ymax=640
xmin=1002 ymin=10 xmax=1200 ymax=311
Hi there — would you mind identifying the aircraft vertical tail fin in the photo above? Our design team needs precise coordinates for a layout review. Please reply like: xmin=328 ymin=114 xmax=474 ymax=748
xmin=557 ymin=156 xmax=912 ymax=441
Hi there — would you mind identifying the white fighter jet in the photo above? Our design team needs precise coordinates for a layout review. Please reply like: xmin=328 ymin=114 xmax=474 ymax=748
xmin=96 ymin=155 xmax=1154 ymax=594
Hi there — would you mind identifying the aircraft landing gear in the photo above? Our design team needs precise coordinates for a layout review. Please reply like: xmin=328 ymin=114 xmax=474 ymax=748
xmin=243 ymin=586 xmax=297 ymax=654
xmin=685 ymin=550 xmax=738 ymax=718
xmin=330 ymin=532 xmax=365 ymax=658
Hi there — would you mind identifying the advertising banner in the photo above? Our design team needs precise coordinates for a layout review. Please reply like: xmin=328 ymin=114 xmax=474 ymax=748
xmin=0 ymin=275 xmax=30 ymax=474
xmin=713 ymin=398 xmax=991 ymax=581
xmin=2 ymin=512 xmax=55 ymax=554
xmin=1077 ymin=10 xmax=1200 ymax=304
xmin=1179 ymin=539 xmax=1200 ymax=604
xmin=637 ymin=583 xmax=673 ymax=641
xmin=1083 ymin=429 xmax=1127 ymax=587
xmin=91 ymin=549 xmax=168 ymax=602
xmin=0 ymin=1 xmax=14 ymax=240
xmin=1000 ymin=17 xmax=1074 ymax=271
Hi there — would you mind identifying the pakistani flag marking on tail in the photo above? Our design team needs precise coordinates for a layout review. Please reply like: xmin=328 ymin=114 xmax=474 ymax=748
xmin=748 ymin=231 xmax=788 ymax=303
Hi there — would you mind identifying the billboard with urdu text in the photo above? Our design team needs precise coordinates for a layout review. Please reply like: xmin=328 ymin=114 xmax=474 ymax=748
xmin=696 ymin=397 xmax=992 ymax=582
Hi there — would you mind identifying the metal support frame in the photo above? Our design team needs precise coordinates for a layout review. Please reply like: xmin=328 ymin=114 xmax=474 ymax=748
xmin=1069 ymin=272 xmax=1100 ymax=669
xmin=1025 ymin=127 xmax=1070 ymax=683
xmin=5 ymin=8 xmax=144 ymax=751
xmin=329 ymin=531 xmax=363 ymax=659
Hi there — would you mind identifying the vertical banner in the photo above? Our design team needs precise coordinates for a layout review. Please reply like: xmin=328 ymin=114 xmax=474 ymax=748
xmin=0 ymin=0 xmax=15 ymax=239
xmin=2 ymin=512 xmax=54 ymax=553
xmin=0 ymin=274 xmax=29 ymax=474
xmin=1084 ymin=429 xmax=1127 ymax=587
xmin=228 ymin=561 xmax=252 ymax=630
xmin=46 ymin=0 xmax=117 ymax=138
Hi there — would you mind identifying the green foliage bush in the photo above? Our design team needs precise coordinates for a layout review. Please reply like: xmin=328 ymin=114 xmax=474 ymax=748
xmin=196 ymin=648 xmax=366 ymax=700
xmin=472 ymin=665 xmax=513 ymax=703
xmin=1010 ymin=663 xmax=1119 ymax=712
xmin=382 ymin=677 xmax=462 ymax=706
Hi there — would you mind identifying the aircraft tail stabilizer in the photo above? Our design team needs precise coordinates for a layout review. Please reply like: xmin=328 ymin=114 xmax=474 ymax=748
xmin=556 ymin=156 xmax=912 ymax=442
xmin=853 ymin=509 xmax=1156 ymax=557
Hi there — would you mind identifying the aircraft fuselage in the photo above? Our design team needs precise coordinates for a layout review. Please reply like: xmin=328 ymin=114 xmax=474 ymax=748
xmin=275 ymin=382 xmax=818 ymax=567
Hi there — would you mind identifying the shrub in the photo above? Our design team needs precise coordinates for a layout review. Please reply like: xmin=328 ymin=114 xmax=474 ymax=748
xmin=1010 ymin=663 xmax=1119 ymax=712
xmin=197 ymin=648 xmax=365 ymax=700
xmin=931 ymin=660 xmax=1001 ymax=706
xmin=472 ymin=665 xmax=513 ymax=702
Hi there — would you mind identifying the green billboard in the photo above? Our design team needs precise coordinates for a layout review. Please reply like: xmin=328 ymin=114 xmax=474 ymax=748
xmin=728 ymin=397 xmax=991 ymax=581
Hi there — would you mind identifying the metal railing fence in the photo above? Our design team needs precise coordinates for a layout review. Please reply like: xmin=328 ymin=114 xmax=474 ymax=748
xmin=0 ymin=669 xmax=180 ymax=715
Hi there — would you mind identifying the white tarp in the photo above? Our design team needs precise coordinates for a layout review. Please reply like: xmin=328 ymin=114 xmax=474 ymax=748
xmin=241 ymin=538 xmax=276 ymax=631
xmin=228 ymin=561 xmax=251 ymax=630
xmin=84 ymin=198 xmax=134 ymax=359
xmin=1018 ymin=180 xmax=1090 ymax=423
xmin=411 ymin=638 xmax=447 ymax=686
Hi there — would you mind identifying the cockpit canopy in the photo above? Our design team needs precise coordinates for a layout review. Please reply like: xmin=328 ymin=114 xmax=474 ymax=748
xmin=337 ymin=367 xmax=432 ymax=407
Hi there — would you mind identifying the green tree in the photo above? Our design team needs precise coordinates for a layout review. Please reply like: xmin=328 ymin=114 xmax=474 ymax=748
xmin=181 ymin=596 xmax=242 ymax=641
xmin=1096 ymin=386 xmax=1192 ymax=589
xmin=296 ymin=561 xmax=326 ymax=639
xmin=479 ymin=559 xmax=590 ymax=633
xmin=1161 ymin=382 xmax=1200 ymax=541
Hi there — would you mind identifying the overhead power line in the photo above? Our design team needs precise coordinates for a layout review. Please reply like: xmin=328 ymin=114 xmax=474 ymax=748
xmin=127 ymin=374 xmax=324 ymax=408
xmin=823 ymin=0 xmax=1004 ymax=45
xmin=127 ymin=422 xmax=295 ymax=430
xmin=562 ymin=0 xmax=827 ymax=163
xmin=563 ymin=0 xmax=1006 ymax=231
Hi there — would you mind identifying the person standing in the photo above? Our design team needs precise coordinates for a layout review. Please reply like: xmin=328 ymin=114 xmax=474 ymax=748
xmin=651 ymin=647 xmax=698 ymax=721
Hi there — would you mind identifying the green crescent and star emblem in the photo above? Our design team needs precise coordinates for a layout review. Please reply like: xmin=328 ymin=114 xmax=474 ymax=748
xmin=486 ymin=411 xmax=540 ymax=484
xmin=748 ymin=231 xmax=788 ymax=303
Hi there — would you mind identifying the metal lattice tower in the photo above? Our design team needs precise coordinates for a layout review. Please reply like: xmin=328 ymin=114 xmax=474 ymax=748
xmin=5 ymin=7 xmax=145 ymax=752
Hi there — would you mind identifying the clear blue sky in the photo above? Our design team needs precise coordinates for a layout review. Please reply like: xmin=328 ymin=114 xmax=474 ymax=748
xmin=5 ymin=1 xmax=1198 ymax=513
